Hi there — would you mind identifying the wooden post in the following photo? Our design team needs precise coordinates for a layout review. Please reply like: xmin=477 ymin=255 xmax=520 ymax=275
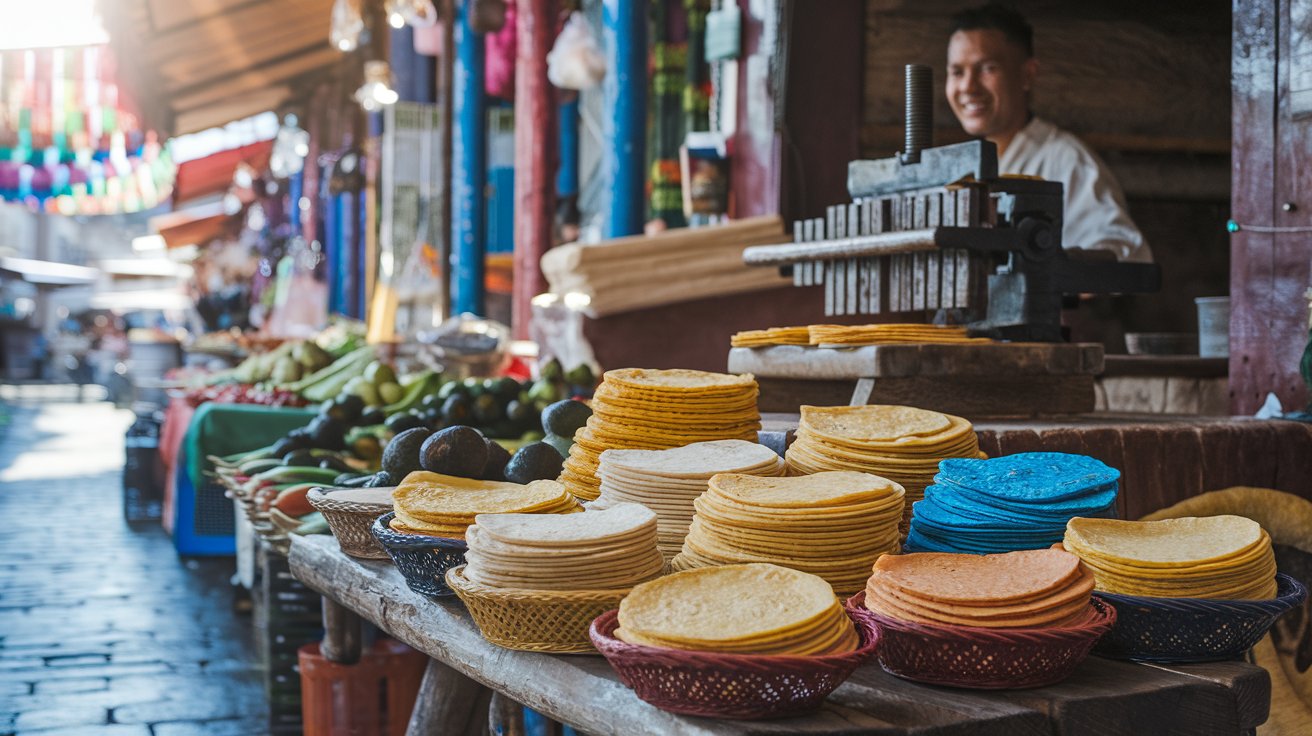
xmin=320 ymin=596 xmax=362 ymax=665
xmin=512 ymin=0 xmax=558 ymax=339
xmin=451 ymin=0 xmax=487 ymax=316
xmin=603 ymin=0 xmax=647 ymax=238
xmin=405 ymin=658 xmax=493 ymax=736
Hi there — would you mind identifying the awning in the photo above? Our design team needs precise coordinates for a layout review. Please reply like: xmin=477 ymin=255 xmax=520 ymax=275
xmin=0 ymin=257 xmax=100 ymax=286
xmin=90 ymin=288 xmax=194 ymax=312
xmin=102 ymin=0 xmax=340 ymax=136
xmin=172 ymin=139 xmax=275 ymax=205
xmin=148 ymin=201 xmax=235 ymax=248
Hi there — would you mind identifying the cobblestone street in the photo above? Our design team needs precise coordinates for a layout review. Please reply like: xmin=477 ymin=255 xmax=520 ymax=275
xmin=0 ymin=386 xmax=269 ymax=735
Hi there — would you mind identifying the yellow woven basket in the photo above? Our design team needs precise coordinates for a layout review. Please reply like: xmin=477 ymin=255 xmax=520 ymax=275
xmin=446 ymin=565 xmax=630 ymax=654
xmin=307 ymin=488 xmax=392 ymax=559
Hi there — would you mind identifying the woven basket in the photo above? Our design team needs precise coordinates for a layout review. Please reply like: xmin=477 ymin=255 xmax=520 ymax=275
xmin=446 ymin=566 xmax=629 ymax=654
xmin=1092 ymin=573 xmax=1306 ymax=663
xmin=588 ymin=607 xmax=880 ymax=719
xmin=308 ymin=488 xmax=392 ymax=560
xmin=847 ymin=591 xmax=1115 ymax=689
xmin=371 ymin=512 xmax=468 ymax=598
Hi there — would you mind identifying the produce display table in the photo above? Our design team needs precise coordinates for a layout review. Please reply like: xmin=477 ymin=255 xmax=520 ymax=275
xmin=288 ymin=534 xmax=1271 ymax=736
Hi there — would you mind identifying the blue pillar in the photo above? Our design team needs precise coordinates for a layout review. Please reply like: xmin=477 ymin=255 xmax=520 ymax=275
xmin=557 ymin=97 xmax=580 ymax=198
xmin=288 ymin=171 xmax=303 ymax=230
xmin=602 ymin=0 xmax=647 ymax=238
xmin=451 ymin=0 xmax=487 ymax=316
xmin=392 ymin=25 xmax=436 ymax=103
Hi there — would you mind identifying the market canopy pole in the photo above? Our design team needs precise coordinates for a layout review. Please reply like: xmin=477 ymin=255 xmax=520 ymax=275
xmin=603 ymin=0 xmax=648 ymax=238
xmin=451 ymin=0 xmax=488 ymax=317
xmin=512 ymin=0 xmax=559 ymax=339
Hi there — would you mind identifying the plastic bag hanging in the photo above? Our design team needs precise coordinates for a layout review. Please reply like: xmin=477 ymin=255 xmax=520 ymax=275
xmin=330 ymin=0 xmax=365 ymax=52
xmin=547 ymin=11 xmax=606 ymax=90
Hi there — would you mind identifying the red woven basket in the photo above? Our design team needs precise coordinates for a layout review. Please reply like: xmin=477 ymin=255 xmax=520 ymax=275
xmin=846 ymin=591 xmax=1116 ymax=689
xmin=588 ymin=608 xmax=880 ymax=719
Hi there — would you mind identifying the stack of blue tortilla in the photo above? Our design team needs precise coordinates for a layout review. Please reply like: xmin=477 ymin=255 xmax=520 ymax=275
xmin=904 ymin=452 xmax=1120 ymax=554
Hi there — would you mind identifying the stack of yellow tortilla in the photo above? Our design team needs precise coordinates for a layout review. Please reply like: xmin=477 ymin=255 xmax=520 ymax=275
xmin=863 ymin=549 xmax=1098 ymax=628
xmin=595 ymin=440 xmax=786 ymax=560
xmin=671 ymin=471 xmax=904 ymax=594
xmin=391 ymin=471 xmax=580 ymax=539
xmin=615 ymin=563 xmax=859 ymax=655
xmin=559 ymin=369 xmax=762 ymax=501
xmin=808 ymin=323 xmax=992 ymax=346
xmin=462 ymin=502 xmax=665 ymax=591
xmin=730 ymin=326 xmax=814 ymax=348
xmin=1062 ymin=516 xmax=1279 ymax=600
xmin=785 ymin=405 xmax=984 ymax=532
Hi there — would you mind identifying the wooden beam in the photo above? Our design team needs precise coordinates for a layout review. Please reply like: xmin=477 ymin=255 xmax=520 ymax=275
xmin=146 ymin=0 xmax=328 ymax=64
xmin=512 ymin=0 xmax=557 ymax=339
xmin=156 ymin=16 xmax=331 ymax=88
xmin=172 ymin=86 xmax=293 ymax=135
xmin=168 ymin=46 xmax=340 ymax=110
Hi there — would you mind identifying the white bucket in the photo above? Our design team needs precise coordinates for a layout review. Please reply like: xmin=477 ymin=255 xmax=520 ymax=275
xmin=1195 ymin=296 xmax=1230 ymax=358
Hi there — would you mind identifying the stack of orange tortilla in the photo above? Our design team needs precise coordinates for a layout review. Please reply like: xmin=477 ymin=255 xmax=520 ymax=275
xmin=785 ymin=404 xmax=984 ymax=533
xmin=808 ymin=323 xmax=991 ymax=346
xmin=730 ymin=326 xmax=813 ymax=348
xmin=863 ymin=549 xmax=1098 ymax=628
xmin=558 ymin=369 xmax=761 ymax=501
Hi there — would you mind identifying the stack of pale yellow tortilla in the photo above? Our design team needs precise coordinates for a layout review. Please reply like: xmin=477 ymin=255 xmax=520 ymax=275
xmin=595 ymin=440 xmax=786 ymax=560
xmin=391 ymin=471 xmax=579 ymax=539
xmin=461 ymin=502 xmax=664 ymax=591
xmin=671 ymin=471 xmax=904 ymax=594
xmin=730 ymin=326 xmax=814 ymax=347
xmin=615 ymin=563 xmax=858 ymax=655
xmin=559 ymin=369 xmax=761 ymax=501
xmin=785 ymin=404 xmax=984 ymax=532
xmin=1062 ymin=516 xmax=1278 ymax=600
xmin=863 ymin=549 xmax=1098 ymax=628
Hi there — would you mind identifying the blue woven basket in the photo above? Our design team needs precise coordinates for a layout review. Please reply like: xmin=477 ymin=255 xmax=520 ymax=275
xmin=371 ymin=512 xmax=468 ymax=598
xmin=1092 ymin=573 xmax=1307 ymax=663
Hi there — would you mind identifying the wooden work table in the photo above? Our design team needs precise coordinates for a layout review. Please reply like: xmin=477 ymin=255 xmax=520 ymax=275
xmin=288 ymin=534 xmax=1271 ymax=736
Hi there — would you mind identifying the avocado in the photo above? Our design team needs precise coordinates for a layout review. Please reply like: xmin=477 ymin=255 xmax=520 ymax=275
xmin=540 ymin=357 xmax=564 ymax=381
xmin=282 ymin=449 xmax=320 ymax=467
xmin=491 ymin=376 xmax=522 ymax=400
xmin=564 ymin=363 xmax=595 ymax=388
xmin=503 ymin=442 xmax=566 ymax=484
xmin=318 ymin=455 xmax=355 ymax=473
xmin=441 ymin=393 xmax=472 ymax=424
xmin=472 ymin=393 xmax=504 ymax=426
xmin=378 ymin=381 xmax=404 ymax=405
xmin=462 ymin=376 xmax=486 ymax=397
xmin=363 ymin=470 xmax=394 ymax=487
xmin=381 ymin=427 xmax=433 ymax=480
xmin=421 ymin=392 xmax=444 ymax=409
xmin=307 ymin=415 xmax=348 ymax=450
xmin=419 ymin=426 xmax=488 ymax=478
xmin=480 ymin=438 xmax=513 ymax=481
xmin=358 ymin=407 xmax=386 ymax=426
xmin=437 ymin=381 xmax=467 ymax=401
xmin=270 ymin=434 xmax=310 ymax=458
xmin=542 ymin=432 xmax=573 ymax=459
xmin=505 ymin=399 xmax=537 ymax=431
xmin=541 ymin=399 xmax=592 ymax=438
xmin=336 ymin=394 xmax=366 ymax=422
xmin=385 ymin=412 xmax=427 ymax=434
xmin=364 ymin=361 xmax=398 ymax=386
xmin=351 ymin=435 xmax=383 ymax=463
xmin=526 ymin=380 xmax=562 ymax=404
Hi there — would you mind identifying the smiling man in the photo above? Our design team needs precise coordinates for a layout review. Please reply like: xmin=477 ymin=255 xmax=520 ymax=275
xmin=946 ymin=4 xmax=1152 ymax=263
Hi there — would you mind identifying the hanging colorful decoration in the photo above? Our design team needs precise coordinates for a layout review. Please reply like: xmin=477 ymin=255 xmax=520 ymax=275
xmin=0 ymin=45 xmax=175 ymax=215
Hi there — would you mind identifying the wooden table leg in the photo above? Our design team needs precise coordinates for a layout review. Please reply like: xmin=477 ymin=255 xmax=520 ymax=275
xmin=850 ymin=377 xmax=876 ymax=406
xmin=406 ymin=658 xmax=494 ymax=736
xmin=320 ymin=595 xmax=362 ymax=665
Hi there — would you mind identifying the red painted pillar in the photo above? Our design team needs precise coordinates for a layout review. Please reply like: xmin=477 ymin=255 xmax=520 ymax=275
xmin=512 ymin=0 xmax=558 ymax=339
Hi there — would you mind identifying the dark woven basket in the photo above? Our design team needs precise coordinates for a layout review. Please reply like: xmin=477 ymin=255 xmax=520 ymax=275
xmin=847 ymin=591 xmax=1115 ymax=689
xmin=1092 ymin=573 xmax=1307 ymax=663
xmin=588 ymin=607 xmax=879 ymax=719
xmin=370 ymin=512 xmax=468 ymax=598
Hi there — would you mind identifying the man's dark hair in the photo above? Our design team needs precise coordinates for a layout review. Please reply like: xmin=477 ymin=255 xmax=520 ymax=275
xmin=950 ymin=3 xmax=1034 ymax=58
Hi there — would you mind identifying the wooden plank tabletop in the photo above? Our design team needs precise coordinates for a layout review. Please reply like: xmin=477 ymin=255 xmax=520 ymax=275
xmin=288 ymin=535 xmax=1270 ymax=736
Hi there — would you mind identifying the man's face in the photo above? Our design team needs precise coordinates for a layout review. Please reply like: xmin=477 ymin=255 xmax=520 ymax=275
xmin=946 ymin=29 xmax=1036 ymax=140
